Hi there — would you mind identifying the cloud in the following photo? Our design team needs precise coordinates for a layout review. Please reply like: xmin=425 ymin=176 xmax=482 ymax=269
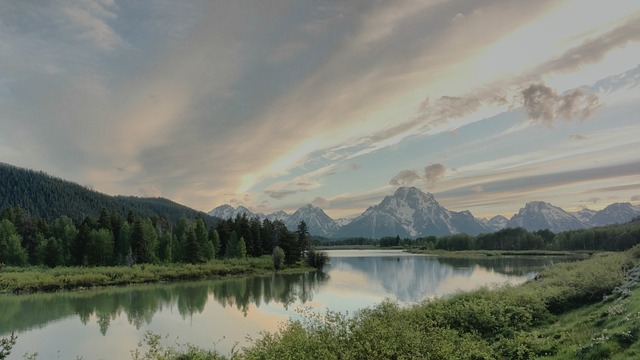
xmin=472 ymin=185 xmax=484 ymax=193
xmin=535 ymin=14 xmax=640 ymax=75
xmin=570 ymin=134 xmax=587 ymax=141
xmin=586 ymin=197 xmax=601 ymax=204
xmin=139 ymin=184 xmax=161 ymax=198
xmin=312 ymin=196 xmax=331 ymax=208
xmin=390 ymin=170 xmax=421 ymax=186
xmin=425 ymin=163 xmax=446 ymax=187
xmin=264 ymin=189 xmax=301 ymax=200
xmin=521 ymin=84 xmax=600 ymax=124
xmin=62 ymin=0 xmax=123 ymax=51
xmin=349 ymin=163 xmax=361 ymax=170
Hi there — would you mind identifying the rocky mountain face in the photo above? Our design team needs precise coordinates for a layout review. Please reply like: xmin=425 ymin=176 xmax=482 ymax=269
xmin=284 ymin=204 xmax=340 ymax=237
xmin=506 ymin=201 xmax=586 ymax=233
xmin=480 ymin=215 xmax=509 ymax=232
xmin=209 ymin=190 xmax=640 ymax=238
xmin=208 ymin=205 xmax=263 ymax=220
xmin=588 ymin=203 xmax=640 ymax=227
xmin=336 ymin=187 xmax=489 ymax=238
xmin=571 ymin=208 xmax=598 ymax=224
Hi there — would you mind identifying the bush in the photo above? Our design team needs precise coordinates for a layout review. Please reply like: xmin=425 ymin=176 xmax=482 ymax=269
xmin=306 ymin=250 xmax=329 ymax=270
xmin=0 ymin=333 xmax=16 ymax=360
xmin=272 ymin=246 xmax=285 ymax=271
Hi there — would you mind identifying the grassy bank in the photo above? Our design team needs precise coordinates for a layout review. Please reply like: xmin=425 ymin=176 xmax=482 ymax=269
xmin=0 ymin=256 xmax=313 ymax=294
xmin=406 ymin=248 xmax=591 ymax=258
xmin=124 ymin=248 xmax=640 ymax=359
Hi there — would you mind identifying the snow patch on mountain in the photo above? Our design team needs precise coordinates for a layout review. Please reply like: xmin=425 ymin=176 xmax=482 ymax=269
xmin=506 ymin=201 xmax=586 ymax=232
xmin=284 ymin=204 xmax=340 ymax=237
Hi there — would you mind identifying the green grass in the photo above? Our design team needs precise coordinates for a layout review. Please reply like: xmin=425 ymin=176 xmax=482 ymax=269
xmin=0 ymin=256 xmax=313 ymax=294
xmin=406 ymin=248 xmax=591 ymax=258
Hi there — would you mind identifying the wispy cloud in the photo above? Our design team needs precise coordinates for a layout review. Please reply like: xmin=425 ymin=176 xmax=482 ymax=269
xmin=390 ymin=170 xmax=421 ymax=186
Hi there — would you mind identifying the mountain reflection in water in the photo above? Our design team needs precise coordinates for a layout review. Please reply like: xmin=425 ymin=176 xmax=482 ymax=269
xmin=0 ymin=250 xmax=569 ymax=359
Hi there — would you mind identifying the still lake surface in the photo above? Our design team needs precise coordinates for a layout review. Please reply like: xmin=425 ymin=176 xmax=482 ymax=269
xmin=1 ymin=250 xmax=567 ymax=359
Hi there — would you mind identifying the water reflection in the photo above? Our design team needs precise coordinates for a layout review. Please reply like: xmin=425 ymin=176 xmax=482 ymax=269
xmin=0 ymin=271 xmax=329 ymax=337
xmin=0 ymin=251 xmax=570 ymax=359
xmin=326 ymin=251 xmax=563 ymax=302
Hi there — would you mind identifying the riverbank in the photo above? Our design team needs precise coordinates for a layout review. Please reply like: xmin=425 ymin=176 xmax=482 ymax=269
xmin=0 ymin=256 xmax=314 ymax=294
xmin=406 ymin=248 xmax=591 ymax=258
xmin=127 ymin=247 xmax=640 ymax=359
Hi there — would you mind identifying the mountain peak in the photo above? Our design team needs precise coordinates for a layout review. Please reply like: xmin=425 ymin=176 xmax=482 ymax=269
xmin=507 ymin=201 xmax=585 ymax=232
xmin=284 ymin=204 xmax=338 ymax=237
xmin=337 ymin=189 xmax=488 ymax=238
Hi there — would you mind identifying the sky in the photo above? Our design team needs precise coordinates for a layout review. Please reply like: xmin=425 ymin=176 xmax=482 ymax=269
xmin=1 ymin=0 xmax=640 ymax=220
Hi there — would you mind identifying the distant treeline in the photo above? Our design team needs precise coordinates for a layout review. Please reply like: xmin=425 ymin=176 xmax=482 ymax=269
xmin=320 ymin=218 xmax=640 ymax=252
xmin=0 ymin=205 xmax=311 ymax=268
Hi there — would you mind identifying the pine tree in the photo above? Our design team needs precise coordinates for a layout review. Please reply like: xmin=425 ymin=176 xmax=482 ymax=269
xmin=0 ymin=219 xmax=28 ymax=266
xmin=183 ymin=228 xmax=204 ymax=263
xmin=209 ymin=228 xmax=221 ymax=259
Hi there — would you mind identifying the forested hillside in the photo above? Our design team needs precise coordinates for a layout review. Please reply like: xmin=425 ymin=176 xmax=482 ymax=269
xmin=0 ymin=162 xmax=212 ymax=224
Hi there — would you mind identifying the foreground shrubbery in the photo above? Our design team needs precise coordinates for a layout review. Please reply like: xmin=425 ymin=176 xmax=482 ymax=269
xmin=123 ymin=249 xmax=639 ymax=359
xmin=4 ymin=249 xmax=638 ymax=359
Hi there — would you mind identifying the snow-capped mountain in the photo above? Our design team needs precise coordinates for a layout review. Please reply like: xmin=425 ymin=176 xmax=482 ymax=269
xmin=571 ymin=208 xmax=598 ymax=224
xmin=336 ymin=187 xmax=489 ymax=238
xmin=284 ymin=204 xmax=340 ymax=237
xmin=588 ymin=203 xmax=640 ymax=227
xmin=506 ymin=201 xmax=586 ymax=232
xmin=480 ymin=215 xmax=509 ymax=232
xmin=209 ymin=192 xmax=640 ymax=238
xmin=208 ymin=205 xmax=264 ymax=220
xmin=266 ymin=210 xmax=290 ymax=222
xmin=590 ymin=64 xmax=640 ymax=94
xmin=208 ymin=205 xmax=292 ymax=223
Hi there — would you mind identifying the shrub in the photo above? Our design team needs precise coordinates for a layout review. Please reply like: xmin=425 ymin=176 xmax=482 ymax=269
xmin=272 ymin=246 xmax=285 ymax=271
xmin=0 ymin=333 xmax=16 ymax=360
xmin=306 ymin=250 xmax=329 ymax=270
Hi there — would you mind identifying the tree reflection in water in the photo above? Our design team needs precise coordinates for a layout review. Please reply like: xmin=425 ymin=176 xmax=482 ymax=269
xmin=0 ymin=270 xmax=329 ymax=336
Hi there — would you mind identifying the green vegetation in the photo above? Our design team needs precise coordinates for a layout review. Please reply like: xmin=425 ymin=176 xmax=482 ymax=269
xmin=0 ymin=204 xmax=321 ymax=270
xmin=0 ymin=256 xmax=314 ymax=294
xmin=0 ymin=333 xmax=16 ymax=360
xmin=0 ymin=162 xmax=213 ymax=224
xmin=0 ymin=271 xmax=329 ymax=336
xmin=120 ymin=247 xmax=639 ymax=359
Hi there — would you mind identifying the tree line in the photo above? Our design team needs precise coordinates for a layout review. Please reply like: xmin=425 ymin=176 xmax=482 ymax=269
xmin=0 ymin=205 xmax=313 ymax=268
xmin=322 ymin=217 xmax=640 ymax=252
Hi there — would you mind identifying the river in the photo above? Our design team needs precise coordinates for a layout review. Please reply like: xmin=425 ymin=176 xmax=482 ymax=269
xmin=0 ymin=250 xmax=567 ymax=359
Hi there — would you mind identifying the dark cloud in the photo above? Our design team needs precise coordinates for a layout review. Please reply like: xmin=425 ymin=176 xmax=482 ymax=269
xmin=264 ymin=189 xmax=300 ymax=199
xmin=349 ymin=163 xmax=361 ymax=170
xmin=521 ymin=84 xmax=599 ymax=124
xmin=425 ymin=163 xmax=446 ymax=187
xmin=312 ymin=196 xmax=330 ymax=208
xmin=389 ymin=170 xmax=421 ymax=186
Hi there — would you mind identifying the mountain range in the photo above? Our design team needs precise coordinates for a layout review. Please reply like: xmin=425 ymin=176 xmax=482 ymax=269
xmin=210 ymin=187 xmax=640 ymax=238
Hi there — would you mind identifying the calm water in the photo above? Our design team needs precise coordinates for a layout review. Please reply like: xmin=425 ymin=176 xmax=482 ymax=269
xmin=1 ymin=250 xmax=566 ymax=359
